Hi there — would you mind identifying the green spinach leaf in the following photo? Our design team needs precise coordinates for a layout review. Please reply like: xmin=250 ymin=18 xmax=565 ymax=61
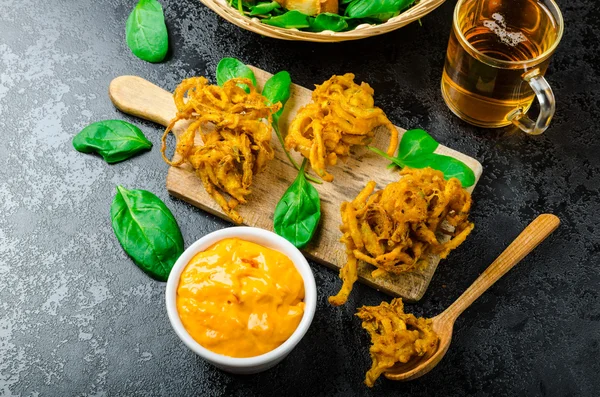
xmin=73 ymin=120 xmax=152 ymax=163
xmin=216 ymin=57 xmax=257 ymax=93
xmin=111 ymin=186 xmax=184 ymax=281
xmin=397 ymin=128 xmax=439 ymax=161
xmin=309 ymin=13 xmax=349 ymax=32
xmin=345 ymin=0 xmax=415 ymax=19
xmin=369 ymin=11 xmax=401 ymax=21
xmin=425 ymin=155 xmax=476 ymax=187
xmin=262 ymin=71 xmax=297 ymax=173
xmin=263 ymin=10 xmax=311 ymax=29
xmin=250 ymin=1 xmax=281 ymax=15
xmin=262 ymin=71 xmax=321 ymax=184
xmin=125 ymin=0 xmax=169 ymax=63
xmin=274 ymin=160 xmax=321 ymax=249
xmin=262 ymin=70 xmax=291 ymax=134
xmin=368 ymin=128 xmax=476 ymax=188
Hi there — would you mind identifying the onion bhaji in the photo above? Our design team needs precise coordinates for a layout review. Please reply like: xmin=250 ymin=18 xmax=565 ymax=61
xmin=356 ymin=298 xmax=438 ymax=387
xmin=161 ymin=76 xmax=280 ymax=224
xmin=285 ymin=73 xmax=398 ymax=182
xmin=329 ymin=167 xmax=474 ymax=306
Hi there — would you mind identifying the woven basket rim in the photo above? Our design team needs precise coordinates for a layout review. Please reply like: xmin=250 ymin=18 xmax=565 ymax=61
xmin=200 ymin=0 xmax=447 ymax=42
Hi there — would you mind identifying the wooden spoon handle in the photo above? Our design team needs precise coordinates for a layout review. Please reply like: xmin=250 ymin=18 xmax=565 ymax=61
xmin=442 ymin=214 xmax=560 ymax=321
xmin=109 ymin=75 xmax=176 ymax=127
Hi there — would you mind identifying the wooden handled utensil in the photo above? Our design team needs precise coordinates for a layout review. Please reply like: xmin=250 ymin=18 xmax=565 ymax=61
xmin=385 ymin=213 xmax=560 ymax=381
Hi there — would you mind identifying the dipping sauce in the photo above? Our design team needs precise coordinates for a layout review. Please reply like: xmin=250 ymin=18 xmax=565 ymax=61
xmin=176 ymin=238 xmax=305 ymax=358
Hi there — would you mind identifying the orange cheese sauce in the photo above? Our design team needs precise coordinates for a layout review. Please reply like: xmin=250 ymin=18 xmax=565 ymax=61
xmin=176 ymin=238 xmax=305 ymax=358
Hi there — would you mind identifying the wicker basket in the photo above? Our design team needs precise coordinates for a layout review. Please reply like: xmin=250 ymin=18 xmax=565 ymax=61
xmin=199 ymin=0 xmax=447 ymax=42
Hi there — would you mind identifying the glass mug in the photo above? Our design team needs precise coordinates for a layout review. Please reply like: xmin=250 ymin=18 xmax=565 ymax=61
xmin=441 ymin=0 xmax=564 ymax=134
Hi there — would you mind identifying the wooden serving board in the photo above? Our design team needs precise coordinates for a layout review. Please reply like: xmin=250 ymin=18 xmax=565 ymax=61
xmin=109 ymin=67 xmax=483 ymax=302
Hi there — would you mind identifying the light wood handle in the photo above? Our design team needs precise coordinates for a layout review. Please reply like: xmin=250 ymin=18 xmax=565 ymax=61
xmin=109 ymin=75 xmax=176 ymax=128
xmin=442 ymin=214 xmax=560 ymax=321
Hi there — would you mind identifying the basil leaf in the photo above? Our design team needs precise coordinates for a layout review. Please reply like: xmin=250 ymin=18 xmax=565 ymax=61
xmin=73 ymin=120 xmax=152 ymax=163
xmin=426 ymin=155 xmax=476 ymax=188
xmin=250 ymin=1 xmax=281 ymax=15
xmin=274 ymin=161 xmax=321 ymax=249
xmin=216 ymin=57 xmax=257 ymax=93
xmin=345 ymin=0 xmax=415 ymax=19
xmin=262 ymin=71 xmax=291 ymax=131
xmin=309 ymin=13 xmax=349 ymax=32
xmin=263 ymin=10 xmax=311 ymax=29
xmin=111 ymin=186 xmax=184 ymax=281
xmin=125 ymin=0 xmax=169 ymax=63
xmin=397 ymin=128 xmax=439 ymax=162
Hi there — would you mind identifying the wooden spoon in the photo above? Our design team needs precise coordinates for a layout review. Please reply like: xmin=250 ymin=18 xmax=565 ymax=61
xmin=385 ymin=213 xmax=560 ymax=381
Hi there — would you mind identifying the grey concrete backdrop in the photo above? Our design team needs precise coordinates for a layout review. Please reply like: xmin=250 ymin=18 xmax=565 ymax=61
xmin=0 ymin=0 xmax=598 ymax=396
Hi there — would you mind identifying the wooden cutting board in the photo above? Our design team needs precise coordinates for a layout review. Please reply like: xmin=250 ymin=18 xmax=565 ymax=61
xmin=109 ymin=67 xmax=483 ymax=302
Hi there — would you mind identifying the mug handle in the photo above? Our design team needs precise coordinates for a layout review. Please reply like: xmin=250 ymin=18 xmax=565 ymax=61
xmin=508 ymin=69 xmax=556 ymax=135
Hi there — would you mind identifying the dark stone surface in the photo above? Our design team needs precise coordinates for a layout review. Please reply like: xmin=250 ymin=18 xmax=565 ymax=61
xmin=1 ymin=0 xmax=598 ymax=395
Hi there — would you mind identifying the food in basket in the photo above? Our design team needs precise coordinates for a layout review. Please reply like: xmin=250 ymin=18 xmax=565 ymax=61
xmin=356 ymin=298 xmax=438 ymax=387
xmin=285 ymin=73 xmax=398 ymax=182
xmin=274 ymin=0 xmax=338 ymax=16
xmin=231 ymin=0 xmax=417 ymax=33
xmin=329 ymin=167 xmax=474 ymax=306
xmin=161 ymin=76 xmax=280 ymax=224
xmin=177 ymin=238 xmax=305 ymax=357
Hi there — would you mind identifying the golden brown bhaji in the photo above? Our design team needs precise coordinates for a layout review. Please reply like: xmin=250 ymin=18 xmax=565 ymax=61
xmin=285 ymin=73 xmax=398 ymax=182
xmin=329 ymin=167 xmax=474 ymax=306
xmin=161 ymin=77 xmax=280 ymax=224
xmin=356 ymin=298 xmax=438 ymax=387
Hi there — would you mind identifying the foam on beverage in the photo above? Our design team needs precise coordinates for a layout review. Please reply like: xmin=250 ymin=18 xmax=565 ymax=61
xmin=483 ymin=13 xmax=528 ymax=48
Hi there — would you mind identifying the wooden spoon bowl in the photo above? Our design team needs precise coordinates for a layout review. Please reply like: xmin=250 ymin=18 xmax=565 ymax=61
xmin=385 ymin=214 xmax=560 ymax=381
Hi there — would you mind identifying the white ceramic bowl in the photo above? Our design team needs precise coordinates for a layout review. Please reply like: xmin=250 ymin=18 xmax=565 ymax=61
xmin=165 ymin=226 xmax=317 ymax=374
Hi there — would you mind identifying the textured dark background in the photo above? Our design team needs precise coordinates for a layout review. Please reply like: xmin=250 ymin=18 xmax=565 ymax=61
xmin=1 ymin=0 xmax=599 ymax=395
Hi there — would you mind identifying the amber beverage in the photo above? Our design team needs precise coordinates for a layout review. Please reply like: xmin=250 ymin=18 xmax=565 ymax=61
xmin=441 ymin=0 xmax=563 ymax=134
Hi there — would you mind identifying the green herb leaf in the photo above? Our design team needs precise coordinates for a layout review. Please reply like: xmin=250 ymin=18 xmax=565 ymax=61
xmin=216 ymin=57 xmax=257 ymax=93
xmin=262 ymin=70 xmax=292 ymax=131
xmin=368 ymin=128 xmax=476 ymax=188
xmin=73 ymin=120 xmax=152 ymax=163
xmin=345 ymin=0 xmax=415 ymax=19
xmin=125 ymin=0 xmax=169 ymax=63
xmin=274 ymin=160 xmax=321 ymax=249
xmin=369 ymin=11 xmax=401 ymax=21
xmin=263 ymin=10 xmax=311 ymax=29
xmin=397 ymin=128 xmax=439 ymax=161
xmin=368 ymin=146 xmax=402 ymax=167
xmin=111 ymin=186 xmax=184 ymax=281
xmin=262 ymin=71 xmax=296 ymax=173
xmin=423 ymin=155 xmax=476 ymax=187
xmin=262 ymin=71 xmax=322 ymax=184
xmin=309 ymin=13 xmax=349 ymax=32
xmin=250 ymin=1 xmax=281 ymax=15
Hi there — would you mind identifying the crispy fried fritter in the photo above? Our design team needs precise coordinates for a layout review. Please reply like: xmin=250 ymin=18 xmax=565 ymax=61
xmin=162 ymin=77 xmax=280 ymax=223
xmin=285 ymin=73 xmax=398 ymax=182
xmin=329 ymin=167 xmax=474 ymax=306
xmin=356 ymin=298 xmax=438 ymax=387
